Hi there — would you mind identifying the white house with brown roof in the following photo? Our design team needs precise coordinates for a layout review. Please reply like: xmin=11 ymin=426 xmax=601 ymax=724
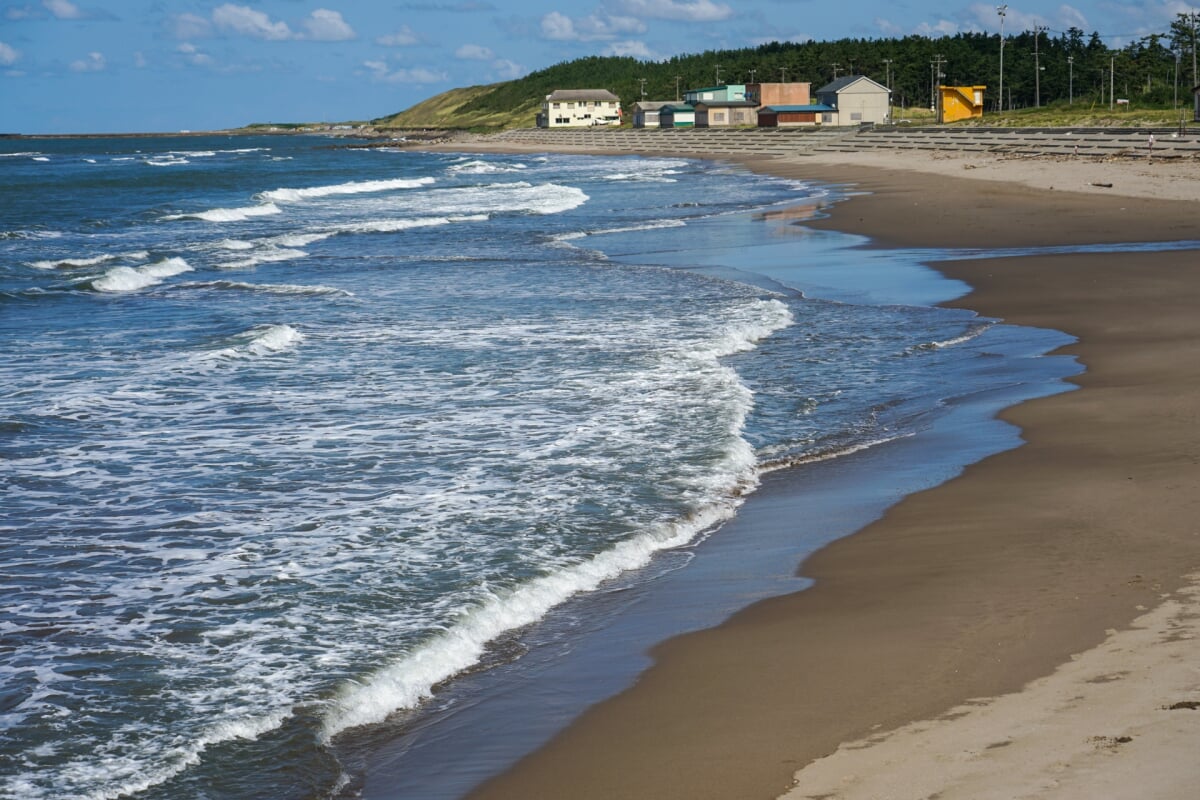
xmin=537 ymin=90 xmax=622 ymax=128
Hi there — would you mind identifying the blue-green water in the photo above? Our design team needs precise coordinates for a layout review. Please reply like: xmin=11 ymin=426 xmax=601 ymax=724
xmin=1 ymin=135 xmax=1074 ymax=799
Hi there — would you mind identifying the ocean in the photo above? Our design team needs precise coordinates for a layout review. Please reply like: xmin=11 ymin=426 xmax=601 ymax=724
xmin=1 ymin=135 xmax=1077 ymax=799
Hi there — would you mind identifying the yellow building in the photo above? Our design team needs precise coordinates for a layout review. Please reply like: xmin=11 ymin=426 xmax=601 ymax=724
xmin=939 ymin=85 xmax=987 ymax=123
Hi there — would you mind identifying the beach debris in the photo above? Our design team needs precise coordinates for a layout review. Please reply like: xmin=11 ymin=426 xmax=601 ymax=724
xmin=1167 ymin=700 xmax=1200 ymax=710
xmin=1090 ymin=182 xmax=1114 ymax=188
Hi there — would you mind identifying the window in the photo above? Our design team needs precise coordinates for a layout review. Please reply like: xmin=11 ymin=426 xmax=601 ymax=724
xmin=714 ymin=112 xmax=725 ymax=122
xmin=822 ymin=113 xmax=833 ymax=123
xmin=552 ymin=103 xmax=560 ymax=108
xmin=850 ymin=112 xmax=862 ymax=121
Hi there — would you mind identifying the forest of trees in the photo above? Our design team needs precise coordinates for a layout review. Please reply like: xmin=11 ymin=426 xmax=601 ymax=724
xmin=458 ymin=14 xmax=1200 ymax=118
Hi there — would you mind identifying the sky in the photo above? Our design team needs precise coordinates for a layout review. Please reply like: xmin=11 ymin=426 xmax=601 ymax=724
xmin=1 ymin=0 xmax=1195 ymax=133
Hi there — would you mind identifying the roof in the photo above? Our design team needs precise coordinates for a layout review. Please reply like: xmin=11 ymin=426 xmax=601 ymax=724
xmin=761 ymin=104 xmax=836 ymax=113
xmin=816 ymin=75 xmax=889 ymax=95
xmin=661 ymin=104 xmax=696 ymax=113
xmin=634 ymin=100 xmax=675 ymax=111
xmin=692 ymin=100 xmax=758 ymax=108
xmin=545 ymin=89 xmax=620 ymax=102
xmin=686 ymin=84 xmax=746 ymax=94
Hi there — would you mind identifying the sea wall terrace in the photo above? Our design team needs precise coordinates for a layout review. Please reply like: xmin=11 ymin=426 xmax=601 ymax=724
xmin=482 ymin=125 xmax=1200 ymax=160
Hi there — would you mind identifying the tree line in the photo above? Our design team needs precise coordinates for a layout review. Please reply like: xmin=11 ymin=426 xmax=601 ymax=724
xmin=460 ymin=14 xmax=1200 ymax=117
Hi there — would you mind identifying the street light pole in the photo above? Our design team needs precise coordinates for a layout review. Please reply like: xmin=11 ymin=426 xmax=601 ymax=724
xmin=997 ymin=5 xmax=1007 ymax=112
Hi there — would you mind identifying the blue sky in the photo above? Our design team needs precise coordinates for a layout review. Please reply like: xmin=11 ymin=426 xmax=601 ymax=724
xmin=1 ymin=1 xmax=1193 ymax=133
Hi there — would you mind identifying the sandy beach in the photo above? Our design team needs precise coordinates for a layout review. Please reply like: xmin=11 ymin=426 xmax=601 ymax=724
xmin=412 ymin=139 xmax=1200 ymax=799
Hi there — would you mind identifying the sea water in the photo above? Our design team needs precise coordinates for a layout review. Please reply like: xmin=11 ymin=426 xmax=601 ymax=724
xmin=1 ymin=135 xmax=1074 ymax=799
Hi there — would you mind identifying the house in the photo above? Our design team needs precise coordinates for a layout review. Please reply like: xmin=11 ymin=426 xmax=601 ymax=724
xmin=813 ymin=75 xmax=891 ymax=126
xmin=693 ymin=100 xmax=758 ymax=127
xmin=757 ymin=104 xmax=837 ymax=127
xmin=632 ymin=101 xmax=674 ymax=129
xmin=683 ymin=84 xmax=747 ymax=104
xmin=537 ymin=90 xmax=622 ymax=128
xmin=939 ymin=85 xmax=987 ymax=123
xmin=658 ymin=104 xmax=696 ymax=128
xmin=745 ymin=82 xmax=812 ymax=108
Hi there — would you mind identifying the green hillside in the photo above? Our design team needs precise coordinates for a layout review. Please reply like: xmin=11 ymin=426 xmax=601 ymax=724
xmin=375 ymin=19 xmax=1199 ymax=132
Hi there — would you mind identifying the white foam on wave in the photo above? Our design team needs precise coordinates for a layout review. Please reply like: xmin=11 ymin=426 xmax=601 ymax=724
xmin=32 ymin=156 xmax=50 ymax=162
xmin=219 ymin=247 xmax=309 ymax=270
xmin=319 ymin=297 xmax=793 ymax=741
xmin=218 ymin=239 xmax=256 ymax=251
xmin=259 ymin=176 xmax=435 ymax=203
xmin=421 ymin=182 xmax=588 ymax=217
xmin=163 ymin=204 xmax=282 ymax=223
xmin=30 ymin=250 xmax=149 ymax=270
xmin=200 ymin=324 xmax=304 ymax=360
xmin=447 ymin=159 xmax=527 ymax=175
xmin=925 ymin=321 xmax=996 ymax=350
xmin=553 ymin=218 xmax=687 ymax=243
xmin=52 ymin=709 xmax=292 ymax=800
xmin=333 ymin=214 xmax=488 ymax=235
xmin=320 ymin=502 xmax=737 ymax=740
xmin=146 ymin=158 xmax=190 ymax=167
xmin=180 ymin=280 xmax=352 ymax=297
xmin=91 ymin=257 xmax=193 ymax=293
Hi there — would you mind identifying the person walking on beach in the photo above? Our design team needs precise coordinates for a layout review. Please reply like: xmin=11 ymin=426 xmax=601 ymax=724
xmin=1148 ymin=133 xmax=1155 ymax=162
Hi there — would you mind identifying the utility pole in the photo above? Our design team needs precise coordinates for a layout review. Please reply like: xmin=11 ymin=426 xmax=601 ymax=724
xmin=996 ymin=4 xmax=1007 ymax=112
xmin=638 ymin=77 xmax=647 ymax=100
xmin=1110 ymin=55 xmax=1115 ymax=110
xmin=780 ymin=66 xmax=787 ymax=83
xmin=674 ymin=74 xmax=682 ymax=102
xmin=748 ymin=68 xmax=756 ymax=84
xmin=1192 ymin=10 xmax=1197 ymax=89
xmin=882 ymin=58 xmax=894 ymax=122
xmin=930 ymin=54 xmax=946 ymax=119
xmin=1033 ymin=25 xmax=1048 ymax=107
xmin=831 ymin=62 xmax=841 ymax=79
xmin=1068 ymin=55 xmax=1074 ymax=104
xmin=715 ymin=64 xmax=721 ymax=84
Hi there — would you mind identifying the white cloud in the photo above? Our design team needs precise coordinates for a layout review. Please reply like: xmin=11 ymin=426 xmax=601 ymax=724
xmin=455 ymin=43 xmax=493 ymax=60
xmin=615 ymin=0 xmax=732 ymax=22
xmin=605 ymin=40 xmax=655 ymax=58
xmin=169 ymin=12 xmax=213 ymax=39
xmin=376 ymin=26 xmax=420 ymax=46
xmin=964 ymin=3 xmax=1084 ymax=34
xmin=304 ymin=8 xmax=355 ymax=41
xmin=177 ymin=42 xmax=213 ymax=66
xmin=0 ymin=41 xmax=19 ymax=65
xmin=133 ymin=50 xmax=146 ymax=68
xmin=915 ymin=19 xmax=960 ymax=37
xmin=69 ymin=51 xmax=105 ymax=71
xmin=363 ymin=59 xmax=447 ymax=84
xmin=212 ymin=3 xmax=293 ymax=40
xmin=540 ymin=10 xmax=645 ymax=41
xmin=43 ymin=0 xmax=83 ymax=19
xmin=491 ymin=58 xmax=524 ymax=79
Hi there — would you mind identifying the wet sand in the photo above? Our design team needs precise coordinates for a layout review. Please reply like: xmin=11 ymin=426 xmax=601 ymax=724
xmin=430 ymin=144 xmax=1200 ymax=799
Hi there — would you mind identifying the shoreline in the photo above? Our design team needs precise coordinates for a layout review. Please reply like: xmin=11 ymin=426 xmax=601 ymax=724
xmin=421 ymin=145 xmax=1200 ymax=798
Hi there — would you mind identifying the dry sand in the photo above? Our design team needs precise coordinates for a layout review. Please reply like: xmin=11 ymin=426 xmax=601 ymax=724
xmin=431 ymin=142 xmax=1200 ymax=800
